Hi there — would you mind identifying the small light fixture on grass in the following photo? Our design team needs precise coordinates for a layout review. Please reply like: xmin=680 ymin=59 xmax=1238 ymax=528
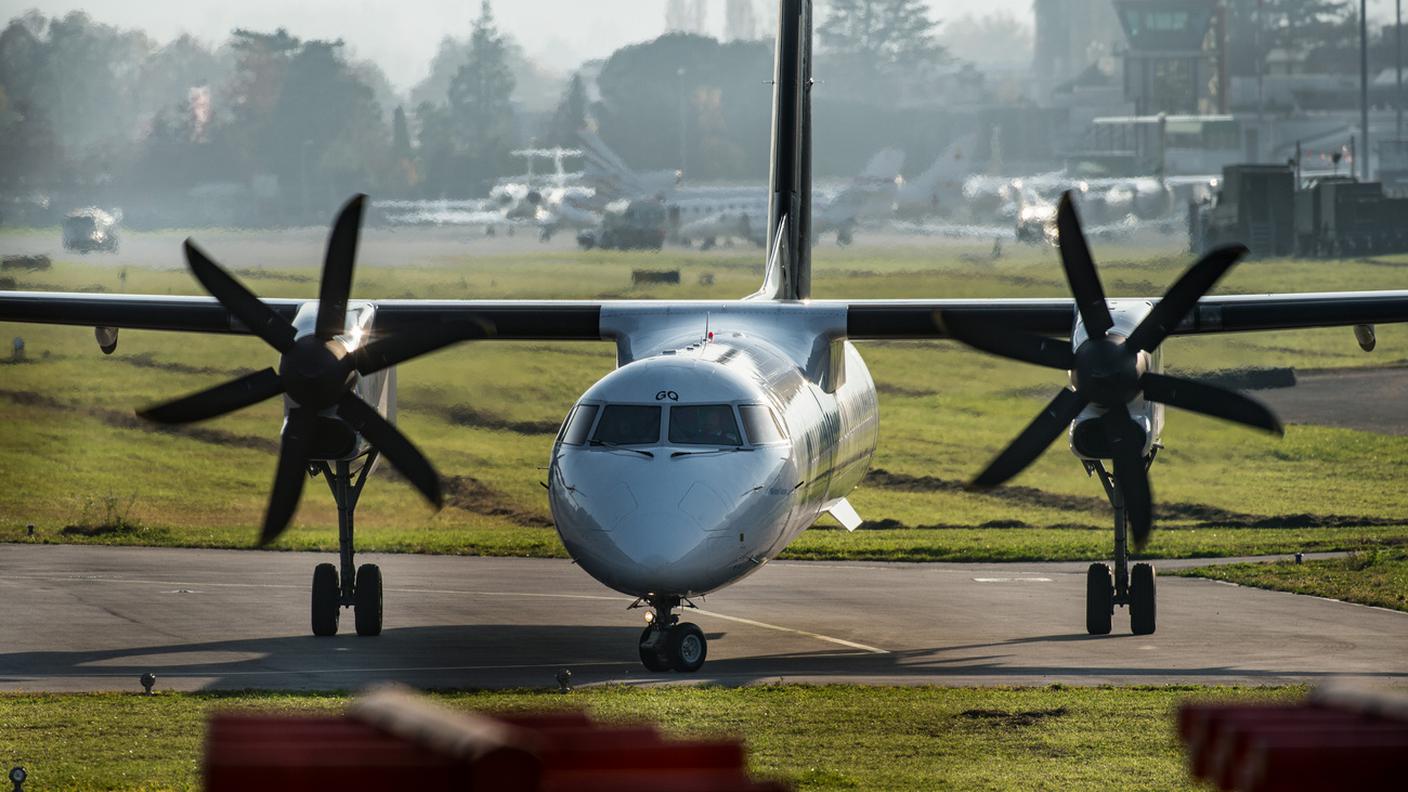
xmin=140 ymin=672 xmax=157 ymax=695
xmin=556 ymin=668 xmax=573 ymax=693
xmin=8 ymin=765 xmax=26 ymax=791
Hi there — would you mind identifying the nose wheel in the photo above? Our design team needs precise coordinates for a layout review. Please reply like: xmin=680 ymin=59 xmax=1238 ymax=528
xmin=636 ymin=596 xmax=708 ymax=672
xmin=1084 ymin=460 xmax=1158 ymax=636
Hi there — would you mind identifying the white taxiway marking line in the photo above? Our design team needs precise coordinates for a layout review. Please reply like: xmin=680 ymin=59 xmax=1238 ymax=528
xmin=972 ymin=577 xmax=1053 ymax=583
xmin=691 ymin=608 xmax=889 ymax=654
xmin=5 ymin=575 xmax=890 ymax=653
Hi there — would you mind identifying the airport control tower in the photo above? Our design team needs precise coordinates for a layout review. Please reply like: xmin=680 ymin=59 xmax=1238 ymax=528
xmin=1115 ymin=0 xmax=1222 ymax=115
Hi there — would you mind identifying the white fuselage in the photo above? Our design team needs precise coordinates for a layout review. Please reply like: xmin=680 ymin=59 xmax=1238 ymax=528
xmin=547 ymin=331 xmax=878 ymax=598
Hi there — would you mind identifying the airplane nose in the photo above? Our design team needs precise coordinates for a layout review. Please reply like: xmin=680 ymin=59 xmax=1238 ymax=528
xmin=550 ymin=451 xmax=793 ymax=596
xmin=615 ymin=510 xmax=713 ymax=569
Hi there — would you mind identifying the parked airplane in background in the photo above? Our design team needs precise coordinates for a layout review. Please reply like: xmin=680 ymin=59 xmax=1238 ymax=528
xmin=891 ymin=136 xmax=976 ymax=219
xmin=5 ymin=0 xmax=1408 ymax=674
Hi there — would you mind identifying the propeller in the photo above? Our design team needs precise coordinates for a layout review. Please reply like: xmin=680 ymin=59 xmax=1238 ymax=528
xmin=944 ymin=192 xmax=1281 ymax=549
xmin=139 ymin=194 xmax=490 ymax=545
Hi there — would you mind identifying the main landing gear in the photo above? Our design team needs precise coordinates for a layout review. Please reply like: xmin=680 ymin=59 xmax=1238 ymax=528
xmin=635 ymin=595 xmax=707 ymax=673
xmin=1083 ymin=459 xmax=1157 ymax=636
xmin=310 ymin=454 xmax=383 ymax=637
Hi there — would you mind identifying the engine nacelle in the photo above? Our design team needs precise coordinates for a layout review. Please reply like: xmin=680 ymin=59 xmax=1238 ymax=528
xmin=286 ymin=301 xmax=396 ymax=462
xmin=1067 ymin=299 xmax=1164 ymax=461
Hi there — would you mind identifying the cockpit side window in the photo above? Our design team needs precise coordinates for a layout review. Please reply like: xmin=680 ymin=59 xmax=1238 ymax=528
xmin=560 ymin=403 xmax=599 ymax=446
xmin=739 ymin=404 xmax=785 ymax=444
xmin=592 ymin=405 xmax=661 ymax=445
xmin=669 ymin=404 xmax=742 ymax=446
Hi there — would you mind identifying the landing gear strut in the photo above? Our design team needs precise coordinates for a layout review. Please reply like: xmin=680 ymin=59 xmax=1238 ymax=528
xmin=635 ymin=595 xmax=707 ymax=672
xmin=309 ymin=453 xmax=383 ymax=637
xmin=1084 ymin=458 xmax=1157 ymax=636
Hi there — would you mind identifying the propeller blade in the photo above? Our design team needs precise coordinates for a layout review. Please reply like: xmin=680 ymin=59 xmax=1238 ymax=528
xmin=1055 ymin=192 xmax=1114 ymax=338
xmin=353 ymin=319 xmax=494 ymax=375
xmin=337 ymin=394 xmax=443 ymax=508
xmin=1125 ymin=244 xmax=1248 ymax=352
xmin=1141 ymin=372 xmax=1283 ymax=435
xmin=972 ymin=387 xmax=1088 ymax=489
xmin=138 ymin=368 xmax=284 ymax=424
xmin=316 ymin=194 xmax=367 ymax=340
xmin=943 ymin=314 xmax=1075 ymax=371
xmin=260 ymin=409 xmax=314 ymax=546
xmin=184 ymin=240 xmax=297 ymax=353
xmin=1104 ymin=406 xmax=1154 ymax=549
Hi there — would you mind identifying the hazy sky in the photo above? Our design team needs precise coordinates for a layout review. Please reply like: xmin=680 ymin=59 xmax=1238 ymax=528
xmin=5 ymin=0 xmax=1402 ymax=91
xmin=2 ymin=0 xmax=1037 ymax=89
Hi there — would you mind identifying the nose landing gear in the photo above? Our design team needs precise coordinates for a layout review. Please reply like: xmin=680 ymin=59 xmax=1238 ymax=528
xmin=636 ymin=595 xmax=708 ymax=672
xmin=1084 ymin=459 xmax=1157 ymax=636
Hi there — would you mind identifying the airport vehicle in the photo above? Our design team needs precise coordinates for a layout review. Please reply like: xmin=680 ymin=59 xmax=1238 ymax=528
xmin=62 ymin=208 xmax=120 ymax=253
xmin=1190 ymin=164 xmax=1408 ymax=258
xmin=5 ymin=0 xmax=1408 ymax=670
xmin=576 ymin=198 xmax=667 ymax=251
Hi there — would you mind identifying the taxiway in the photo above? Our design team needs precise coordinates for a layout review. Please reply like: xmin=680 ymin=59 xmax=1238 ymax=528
xmin=0 ymin=545 xmax=1402 ymax=691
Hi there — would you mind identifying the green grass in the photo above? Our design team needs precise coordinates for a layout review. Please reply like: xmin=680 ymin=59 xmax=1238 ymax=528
xmin=3 ymin=237 xmax=1408 ymax=561
xmin=0 ymin=685 xmax=1302 ymax=791
xmin=1171 ymin=549 xmax=1408 ymax=612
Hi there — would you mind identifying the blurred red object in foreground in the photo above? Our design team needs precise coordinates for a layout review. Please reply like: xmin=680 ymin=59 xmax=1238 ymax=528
xmin=1178 ymin=680 xmax=1408 ymax=792
xmin=205 ymin=685 xmax=788 ymax=792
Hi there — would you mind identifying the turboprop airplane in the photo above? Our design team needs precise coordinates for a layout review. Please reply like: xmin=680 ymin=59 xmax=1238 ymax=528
xmin=4 ymin=0 xmax=1408 ymax=673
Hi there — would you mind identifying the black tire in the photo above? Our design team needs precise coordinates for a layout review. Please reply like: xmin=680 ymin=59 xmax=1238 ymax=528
xmin=639 ymin=626 xmax=671 ymax=672
xmin=1086 ymin=563 xmax=1113 ymax=636
xmin=311 ymin=563 xmax=339 ymax=637
xmin=1130 ymin=562 xmax=1157 ymax=636
xmin=666 ymin=622 xmax=707 ymax=673
xmin=354 ymin=563 xmax=383 ymax=637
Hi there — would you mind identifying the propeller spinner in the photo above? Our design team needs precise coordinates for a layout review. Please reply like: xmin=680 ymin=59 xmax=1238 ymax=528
xmin=944 ymin=192 xmax=1283 ymax=548
xmin=140 ymin=195 xmax=488 ymax=545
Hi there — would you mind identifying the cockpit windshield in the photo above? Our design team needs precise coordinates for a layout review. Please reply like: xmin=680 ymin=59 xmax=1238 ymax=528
xmin=559 ymin=403 xmax=598 ymax=445
xmin=739 ymin=404 xmax=785 ymax=444
xmin=669 ymin=404 xmax=742 ymax=446
xmin=591 ymin=405 xmax=661 ymax=445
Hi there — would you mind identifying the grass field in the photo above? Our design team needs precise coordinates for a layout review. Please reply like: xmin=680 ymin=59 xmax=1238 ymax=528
xmin=3 ymin=232 xmax=1408 ymax=562
xmin=1172 ymin=548 xmax=1408 ymax=612
xmin=0 ymin=685 xmax=1300 ymax=790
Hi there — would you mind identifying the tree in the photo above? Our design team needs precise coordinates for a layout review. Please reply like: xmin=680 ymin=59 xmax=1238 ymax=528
xmin=1225 ymin=0 xmax=1354 ymax=78
xmin=818 ymin=0 xmax=947 ymax=99
xmin=414 ymin=100 xmax=456 ymax=197
xmin=262 ymin=39 xmax=387 ymax=203
xmin=547 ymin=72 xmax=589 ymax=147
xmin=595 ymin=34 xmax=772 ymax=179
xmin=447 ymin=1 xmax=517 ymax=190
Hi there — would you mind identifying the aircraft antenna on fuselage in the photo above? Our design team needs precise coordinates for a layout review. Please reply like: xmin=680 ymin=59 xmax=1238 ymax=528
xmin=765 ymin=0 xmax=812 ymax=301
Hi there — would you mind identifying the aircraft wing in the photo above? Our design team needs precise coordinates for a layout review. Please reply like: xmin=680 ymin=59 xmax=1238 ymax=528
xmin=0 ymin=292 xmax=604 ymax=339
xmin=839 ymin=291 xmax=1408 ymax=338
xmin=4 ymin=290 xmax=1408 ymax=343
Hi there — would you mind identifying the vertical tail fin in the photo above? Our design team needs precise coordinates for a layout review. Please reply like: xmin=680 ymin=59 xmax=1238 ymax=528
xmin=765 ymin=0 xmax=812 ymax=300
